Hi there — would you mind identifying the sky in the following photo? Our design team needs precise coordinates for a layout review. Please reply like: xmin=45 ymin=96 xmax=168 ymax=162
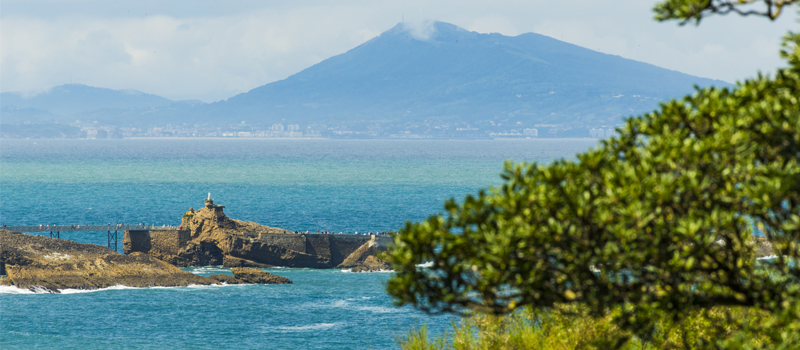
xmin=1 ymin=0 xmax=797 ymax=102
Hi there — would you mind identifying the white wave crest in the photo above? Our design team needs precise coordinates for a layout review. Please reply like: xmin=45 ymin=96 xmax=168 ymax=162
xmin=357 ymin=306 xmax=400 ymax=313
xmin=416 ymin=261 xmax=434 ymax=268
xmin=272 ymin=322 xmax=343 ymax=332
xmin=0 ymin=285 xmax=36 ymax=294
xmin=0 ymin=282 xmax=249 ymax=295
xmin=181 ymin=266 xmax=228 ymax=274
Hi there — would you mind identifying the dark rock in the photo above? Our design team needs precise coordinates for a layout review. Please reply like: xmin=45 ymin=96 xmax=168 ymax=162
xmin=222 ymin=255 xmax=273 ymax=268
xmin=231 ymin=267 xmax=292 ymax=284
xmin=208 ymin=274 xmax=244 ymax=284
xmin=0 ymin=275 xmax=13 ymax=286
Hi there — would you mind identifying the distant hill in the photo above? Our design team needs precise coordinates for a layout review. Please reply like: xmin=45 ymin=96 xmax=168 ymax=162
xmin=0 ymin=84 xmax=175 ymax=115
xmin=200 ymin=21 xmax=728 ymax=126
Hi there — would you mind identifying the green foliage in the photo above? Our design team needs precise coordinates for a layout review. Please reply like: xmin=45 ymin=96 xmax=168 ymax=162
xmin=396 ymin=323 xmax=448 ymax=350
xmin=399 ymin=305 xmax=773 ymax=350
xmin=387 ymin=10 xmax=800 ymax=348
xmin=654 ymin=0 xmax=798 ymax=24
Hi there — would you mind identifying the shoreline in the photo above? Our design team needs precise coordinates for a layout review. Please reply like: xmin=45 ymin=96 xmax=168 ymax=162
xmin=2 ymin=137 xmax=603 ymax=141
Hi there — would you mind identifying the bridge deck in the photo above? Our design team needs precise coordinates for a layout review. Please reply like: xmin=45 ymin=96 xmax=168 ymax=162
xmin=2 ymin=225 xmax=176 ymax=232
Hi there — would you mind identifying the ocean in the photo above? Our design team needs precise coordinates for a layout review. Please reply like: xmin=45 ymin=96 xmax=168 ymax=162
xmin=0 ymin=138 xmax=597 ymax=349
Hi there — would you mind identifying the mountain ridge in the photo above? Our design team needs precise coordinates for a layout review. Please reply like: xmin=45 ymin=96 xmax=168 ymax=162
xmin=202 ymin=21 xmax=727 ymax=126
xmin=1 ymin=21 xmax=729 ymax=131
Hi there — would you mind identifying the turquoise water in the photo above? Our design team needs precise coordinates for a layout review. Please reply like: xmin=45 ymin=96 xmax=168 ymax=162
xmin=0 ymin=139 xmax=597 ymax=349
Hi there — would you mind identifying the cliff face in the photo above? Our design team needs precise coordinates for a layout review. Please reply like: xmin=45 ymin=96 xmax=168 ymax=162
xmin=180 ymin=199 xmax=293 ymax=250
xmin=125 ymin=199 xmax=392 ymax=269
xmin=0 ymin=229 xmax=218 ymax=292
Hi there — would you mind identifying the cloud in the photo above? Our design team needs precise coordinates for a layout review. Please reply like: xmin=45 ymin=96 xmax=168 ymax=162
xmin=400 ymin=20 xmax=437 ymax=41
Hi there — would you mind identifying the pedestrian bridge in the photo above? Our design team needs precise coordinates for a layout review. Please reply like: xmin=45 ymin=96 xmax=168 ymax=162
xmin=1 ymin=224 xmax=177 ymax=251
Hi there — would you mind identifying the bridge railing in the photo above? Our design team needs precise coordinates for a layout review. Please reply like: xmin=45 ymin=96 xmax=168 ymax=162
xmin=1 ymin=224 xmax=178 ymax=232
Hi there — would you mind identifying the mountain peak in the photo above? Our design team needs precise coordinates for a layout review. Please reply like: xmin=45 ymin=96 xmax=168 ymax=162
xmin=218 ymin=21 xmax=728 ymax=127
xmin=385 ymin=21 xmax=473 ymax=42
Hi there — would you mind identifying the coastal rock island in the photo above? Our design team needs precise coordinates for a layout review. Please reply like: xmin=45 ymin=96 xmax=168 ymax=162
xmin=0 ymin=229 xmax=295 ymax=293
xmin=124 ymin=198 xmax=393 ymax=269
xmin=0 ymin=229 xmax=216 ymax=292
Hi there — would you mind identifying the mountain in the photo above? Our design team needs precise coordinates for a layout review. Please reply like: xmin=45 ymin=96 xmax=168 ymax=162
xmin=1 ymin=22 xmax=729 ymax=129
xmin=201 ymin=21 xmax=727 ymax=126
xmin=0 ymin=84 xmax=176 ymax=117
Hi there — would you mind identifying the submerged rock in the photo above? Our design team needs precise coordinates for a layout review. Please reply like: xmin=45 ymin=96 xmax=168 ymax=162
xmin=208 ymin=274 xmax=244 ymax=284
xmin=231 ymin=267 xmax=292 ymax=284
xmin=0 ymin=230 xmax=219 ymax=292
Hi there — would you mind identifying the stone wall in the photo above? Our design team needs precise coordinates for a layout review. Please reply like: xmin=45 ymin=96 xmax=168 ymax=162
xmin=256 ymin=233 xmax=386 ymax=267
xmin=149 ymin=230 xmax=191 ymax=254
xmin=124 ymin=229 xmax=390 ymax=268
xmin=259 ymin=234 xmax=306 ymax=253
xmin=123 ymin=230 xmax=152 ymax=254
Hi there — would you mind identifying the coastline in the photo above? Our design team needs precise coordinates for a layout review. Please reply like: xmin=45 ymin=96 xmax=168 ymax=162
xmin=4 ymin=137 xmax=603 ymax=141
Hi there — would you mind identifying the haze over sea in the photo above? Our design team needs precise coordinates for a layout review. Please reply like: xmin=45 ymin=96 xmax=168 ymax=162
xmin=0 ymin=139 xmax=596 ymax=349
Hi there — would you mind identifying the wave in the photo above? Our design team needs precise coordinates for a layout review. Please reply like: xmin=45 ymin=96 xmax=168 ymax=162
xmin=272 ymin=322 xmax=343 ymax=332
xmin=0 ymin=284 xmax=139 ymax=295
xmin=181 ymin=266 xmax=228 ymax=274
xmin=0 ymin=282 xmax=249 ymax=295
xmin=0 ymin=285 xmax=37 ymax=294
xmin=339 ymin=268 xmax=393 ymax=273
xmin=357 ymin=305 xmax=400 ymax=313
xmin=416 ymin=261 xmax=434 ymax=268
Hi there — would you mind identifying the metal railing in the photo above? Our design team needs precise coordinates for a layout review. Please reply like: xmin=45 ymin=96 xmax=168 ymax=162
xmin=1 ymin=224 xmax=178 ymax=232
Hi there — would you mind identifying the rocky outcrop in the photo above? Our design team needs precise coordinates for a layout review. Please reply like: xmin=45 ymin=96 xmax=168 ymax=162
xmin=222 ymin=256 xmax=273 ymax=268
xmin=337 ymin=235 xmax=380 ymax=268
xmin=0 ymin=230 xmax=218 ymax=292
xmin=180 ymin=199 xmax=293 ymax=249
xmin=231 ymin=267 xmax=293 ymax=284
xmin=336 ymin=236 xmax=392 ymax=272
xmin=125 ymin=198 xmax=392 ymax=268
xmin=208 ymin=274 xmax=244 ymax=284
xmin=0 ymin=230 xmax=294 ymax=292
xmin=350 ymin=256 xmax=391 ymax=272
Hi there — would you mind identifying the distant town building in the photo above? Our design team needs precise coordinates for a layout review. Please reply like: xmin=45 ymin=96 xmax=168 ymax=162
xmin=271 ymin=124 xmax=285 ymax=132
xmin=523 ymin=128 xmax=538 ymax=137
xmin=590 ymin=128 xmax=616 ymax=138
xmin=287 ymin=124 xmax=300 ymax=131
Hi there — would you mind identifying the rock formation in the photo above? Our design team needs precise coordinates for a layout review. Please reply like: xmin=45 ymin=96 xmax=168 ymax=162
xmin=231 ymin=267 xmax=293 ymax=284
xmin=350 ymin=256 xmax=391 ymax=272
xmin=0 ymin=229 xmax=293 ymax=292
xmin=208 ymin=274 xmax=244 ymax=284
xmin=0 ymin=229 xmax=216 ymax=292
xmin=125 ymin=198 xmax=393 ymax=269
xmin=336 ymin=235 xmax=392 ymax=272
